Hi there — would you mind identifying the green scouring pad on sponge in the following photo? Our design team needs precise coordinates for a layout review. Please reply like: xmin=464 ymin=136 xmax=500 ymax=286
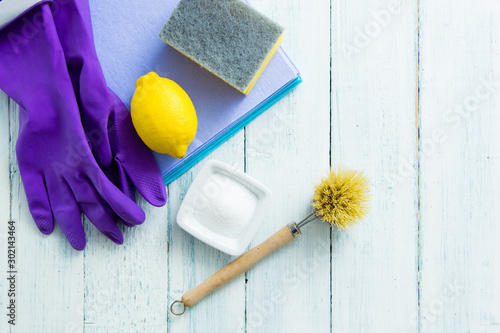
xmin=159 ymin=0 xmax=285 ymax=95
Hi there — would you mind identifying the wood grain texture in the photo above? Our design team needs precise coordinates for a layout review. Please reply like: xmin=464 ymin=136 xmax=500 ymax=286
xmin=330 ymin=0 xmax=419 ymax=331
xmin=0 ymin=0 xmax=499 ymax=331
xmin=83 ymin=200 xmax=169 ymax=332
xmin=0 ymin=92 xmax=11 ymax=333
xmin=419 ymin=0 xmax=500 ymax=332
xmin=245 ymin=0 xmax=332 ymax=332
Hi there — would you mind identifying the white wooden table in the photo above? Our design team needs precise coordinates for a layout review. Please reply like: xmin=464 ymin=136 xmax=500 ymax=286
xmin=1 ymin=0 xmax=499 ymax=332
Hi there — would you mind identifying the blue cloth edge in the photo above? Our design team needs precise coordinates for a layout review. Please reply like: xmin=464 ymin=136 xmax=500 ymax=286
xmin=162 ymin=75 xmax=303 ymax=185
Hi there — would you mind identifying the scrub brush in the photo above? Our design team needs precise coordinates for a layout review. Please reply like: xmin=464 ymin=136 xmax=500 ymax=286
xmin=171 ymin=167 xmax=371 ymax=315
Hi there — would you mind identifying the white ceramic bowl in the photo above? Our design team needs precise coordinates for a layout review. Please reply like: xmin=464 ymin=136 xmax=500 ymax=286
xmin=176 ymin=160 xmax=272 ymax=255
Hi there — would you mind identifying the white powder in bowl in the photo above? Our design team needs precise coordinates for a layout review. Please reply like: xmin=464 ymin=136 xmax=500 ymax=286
xmin=191 ymin=173 xmax=258 ymax=238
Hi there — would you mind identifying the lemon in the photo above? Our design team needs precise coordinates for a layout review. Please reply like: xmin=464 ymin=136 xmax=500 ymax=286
xmin=131 ymin=72 xmax=197 ymax=158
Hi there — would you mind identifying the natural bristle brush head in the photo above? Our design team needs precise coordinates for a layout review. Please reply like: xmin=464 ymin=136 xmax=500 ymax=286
xmin=312 ymin=167 xmax=371 ymax=229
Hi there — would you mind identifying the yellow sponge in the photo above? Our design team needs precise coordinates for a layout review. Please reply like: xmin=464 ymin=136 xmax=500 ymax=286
xmin=159 ymin=0 xmax=285 ymax=95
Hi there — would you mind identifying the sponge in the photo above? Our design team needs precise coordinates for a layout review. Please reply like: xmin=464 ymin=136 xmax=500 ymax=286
xmin=159 ymin=0 xmax=285 ymax=95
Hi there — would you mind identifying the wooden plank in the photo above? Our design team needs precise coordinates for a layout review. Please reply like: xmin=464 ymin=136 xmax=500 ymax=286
xmin=5 ymin=1 xmax=500 ymax=332
xmin=83 ymin=195 xmax=169 ymax=331
xmin=168 ymin=134 xmax=246 ymax=332
xmin=330 ymin=0 xmax=419 ymax=331
xmin=244 ymin=0 xmax=331 ymax=332
xmin=419 ymin=1 xmax=500 ymax=331
xmin=0 ymin=92 xmax=12 ymax=333
xmin=7 ymin=100 xmax=84 ymax=332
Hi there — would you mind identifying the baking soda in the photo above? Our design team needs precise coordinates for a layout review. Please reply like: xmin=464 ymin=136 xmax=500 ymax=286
xmin=191 ymin=173 xmax=258 ymax=238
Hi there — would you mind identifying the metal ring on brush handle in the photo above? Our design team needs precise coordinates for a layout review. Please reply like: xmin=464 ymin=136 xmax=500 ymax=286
xmin=170 ymin=300 xmax=185 ymax=316
xmin=287 ymin=222 xmax=301 ymax=238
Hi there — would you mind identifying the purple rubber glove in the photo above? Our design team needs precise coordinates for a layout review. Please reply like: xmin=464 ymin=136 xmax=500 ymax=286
xmin=0 ymin=4 xmax=146 ymax=250
xmin=51 ymin=0 xmax=167 ymax=210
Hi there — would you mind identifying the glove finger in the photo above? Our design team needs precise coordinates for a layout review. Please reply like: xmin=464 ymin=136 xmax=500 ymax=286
xmin=78 ymin=191 xmax=124 ymax=245
xmin=72 ymin=173 xmax=141 ymax=230
xmin=100 ymin=178 xmax=145 ymax=225
xmin=117 ymin=154 xmax=167 ymax=207
xmin=102 ymin=160 xmax=136 ymax=203
xmin=18 ymin=168 xmax=54 ymax=235
xmin=73 ymin=172 xmax=145 ymax=225
xmin=114 ymin=157 xmax=137 ymax=202
xmin=109 ymin=110 xmax=167 ymax=207
xmin=112 ymin=162 xmax=138 ymax=227
xmin=47 ymin=179 xmax=86 ymax=251
xmin=67 ymin=175 xmax=143 ymax=228
xmin=88 ymin=123 xmax=113 ymax=168
xmin=101 ymin=164 xmax=137 ymax=228
xmin=69 ymin=171 xmax=131 ymax=239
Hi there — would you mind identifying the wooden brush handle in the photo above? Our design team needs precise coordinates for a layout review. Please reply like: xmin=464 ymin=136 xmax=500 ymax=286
xmin=181 ymin=224 xmax=300 ymax=307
